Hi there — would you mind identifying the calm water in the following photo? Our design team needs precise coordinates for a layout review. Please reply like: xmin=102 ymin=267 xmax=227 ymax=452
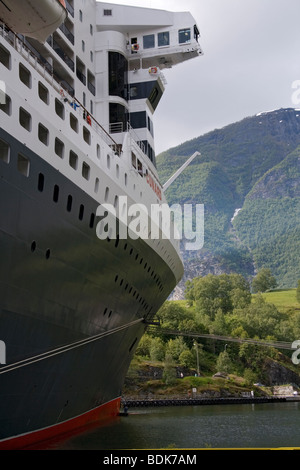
xmin=44 ymin=402 xmax=300 ymax=450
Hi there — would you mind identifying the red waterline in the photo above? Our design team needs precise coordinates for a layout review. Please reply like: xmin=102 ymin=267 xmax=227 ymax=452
xmin=0 ymin=397 xmax=121 ymax=450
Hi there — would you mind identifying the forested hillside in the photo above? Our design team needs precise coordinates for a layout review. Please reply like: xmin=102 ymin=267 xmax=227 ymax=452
xmin=156 ymin=108 xmax=300 ymax=296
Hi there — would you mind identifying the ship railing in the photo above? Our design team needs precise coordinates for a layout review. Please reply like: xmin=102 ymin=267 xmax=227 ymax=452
xmin=109 ymin=121 xmax=147 ymax=156
xmin=59 ymin=22 xmax=74 ymax=45
xmin=127 ymin=123 xmax=147 ymax=155
xmin=0 ymin=22 xmax=121 ymax=156
xmin=65 ymin=0 xmax=74 ymax=17
xmin=46 ymin=35 xmax=75 ymax=72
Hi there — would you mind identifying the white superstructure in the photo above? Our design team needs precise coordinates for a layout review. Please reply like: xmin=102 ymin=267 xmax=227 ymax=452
xmin=0 ymin=0 xmax=202 ymax=283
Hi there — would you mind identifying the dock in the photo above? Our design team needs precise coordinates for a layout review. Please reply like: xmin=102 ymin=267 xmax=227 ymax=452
xmin=121 ymin=396 xmax=295 ymax=408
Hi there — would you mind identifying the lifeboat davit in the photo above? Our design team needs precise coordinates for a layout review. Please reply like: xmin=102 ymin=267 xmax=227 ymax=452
xmin=0 ymin=0 xmax=67 ymax=43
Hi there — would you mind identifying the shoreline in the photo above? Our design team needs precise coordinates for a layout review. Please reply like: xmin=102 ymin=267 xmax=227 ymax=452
xmin=121 ymin=395 xmax=300 ymax=409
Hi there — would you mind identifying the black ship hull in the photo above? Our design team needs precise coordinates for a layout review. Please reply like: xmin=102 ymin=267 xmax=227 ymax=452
xmin=0 ymin=127 xmax=177 ymax=448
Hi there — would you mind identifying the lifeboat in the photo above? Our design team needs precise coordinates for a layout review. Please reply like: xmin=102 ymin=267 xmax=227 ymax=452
xmin=0 ymin=0 xmax=67 ymax=43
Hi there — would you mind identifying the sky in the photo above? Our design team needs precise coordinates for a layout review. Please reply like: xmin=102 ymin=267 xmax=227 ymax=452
xmin=104 ymin=0 xmax=300 ymax=154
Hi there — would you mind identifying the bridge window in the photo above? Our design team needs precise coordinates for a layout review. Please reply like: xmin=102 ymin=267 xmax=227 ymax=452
xmin=143 ymin=34 xmax=155 ymax=49
xmin=179 ymin=28 xmax=191 ymax=44
xmin=158 ymin=32 xmax=170 ymax=47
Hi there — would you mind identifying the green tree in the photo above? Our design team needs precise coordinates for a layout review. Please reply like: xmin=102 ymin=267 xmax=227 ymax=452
xmin=156 ymin=302 xmax=187 ymax=330
xmin=149 ymin=337 xmax=165 ymax=361
xmin=186 ymin=273 xmax=251 ymax=320
xmin=179 ymin=349 xmax=195 ymax=368
xmin=252 ymin=268 xmax=277 ymax=293
xmin=216 ymin=350 xmax=233 ymax=374
xmin=163 ymin=354 xmax=177 ymax=385
xmin=165 ymin=337 xmax=188 ymax=361
xmin=243 ymin=368 xmax=258 ymax=386
xmin=135 ymin=334 xmax=152 ymax=358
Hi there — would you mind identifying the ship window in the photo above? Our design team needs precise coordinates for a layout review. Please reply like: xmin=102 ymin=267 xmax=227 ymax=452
xmin=88 ymin=70 xmax=96 ymax=96
xmin=109 ymin=52 xmax=128 ymax=100
xmin=53 ymin=184 xmax=59 ymax=202
xmin=105 ymin=187 xmax=109 ymax=202
xmin=89 ymin=212 xmax=95 ymax=228
xmin=79 ymin=10 xmax=83 ymax=21
xmin=0 ymin=44 xmax=11 ymax=69
xmin=94 ymin=177 xmax=99 ymax=193
xmin=116 ymin=164 xmax=119 ymax=178
xmin=0 ymin=93 xmax=11 ymax=115
xmin=107 ymin=154 xmax=110 ymax=169
xmin=79 ymin=204 xmax=84 ymax=220
xmin=179 ymin=28 xmax=191 ymax=44
xmin=76 ymin=57 xmax=86 ymax=85
xmin=82 ymin=162 xmax=90 ymax=180
xmin=38 ymin=173 xmax=44 ymax=192
xmin=103 ymin=9 xmax=112 ymax=16
xmin=143 ymin=34 xmax=155 ymax=49
xmin=69 ymin=150 xmax=78 ymax=170
xmin=137 ymin=160 xmax=143 ymax=176
xmin=0 ymin=138 xmax=10 ymax=164
xmin=55 ymin=138 xmax=65 ymax=158
xmin=67 ymin=195 xmax=73 ymax=212
xmin=124 ymin=173 xmax=127 ymax=186
xmin=90 ymin=24 xmax=93 ymax=35
xmin=70 ymin=113 xmax=78 ymax=132
xmin=38 ymin=123 xmax=49 ymax=146
xmin=131 ymin=152 xmax=136 ymax=169
xmin=96 ymin=144 xmax=101 ymax=159
xmin=17 ymin=153 xmax=30 ymax=177
xmin=83 ymin=126 xmax=91 ymax=144
xmin=19 ymin=107 xmax=32 ymax=131
xmin=19 ymin=63 xmax=32 ymax=88
xmin=158 ymin=32 xmax=170 ymax=47
xmin=55 ymin=99 xmax=65 ymax=119
xmin=38 ymin=82 xmax=49 ymax=104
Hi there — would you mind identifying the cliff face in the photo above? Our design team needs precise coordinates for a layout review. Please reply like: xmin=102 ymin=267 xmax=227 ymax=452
xmin=157 ymin=108 xmax=300 ymax=296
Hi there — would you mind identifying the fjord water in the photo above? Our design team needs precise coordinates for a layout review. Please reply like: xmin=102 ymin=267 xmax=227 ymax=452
xmin=48 ymin=402 xmax=300 ymax=449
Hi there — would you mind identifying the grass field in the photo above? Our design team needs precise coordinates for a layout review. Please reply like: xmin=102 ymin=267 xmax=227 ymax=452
xmin=259 ymin=289 xmax=299 ymax=312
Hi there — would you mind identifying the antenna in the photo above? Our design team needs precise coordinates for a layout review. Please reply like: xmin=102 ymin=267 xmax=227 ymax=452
xmin=162 ymin=152 xmax=200 ymax=192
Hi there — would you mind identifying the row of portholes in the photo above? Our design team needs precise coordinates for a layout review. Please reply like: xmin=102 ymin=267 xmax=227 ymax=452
xmin=110 ymin=235 xmax=164 ymax=293
xmin=114 ymin=274 xmax=150 ymax=313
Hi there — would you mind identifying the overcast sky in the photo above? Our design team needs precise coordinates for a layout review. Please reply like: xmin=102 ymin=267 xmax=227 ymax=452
xmin=104 ymin=0 xmax=300 ymax=154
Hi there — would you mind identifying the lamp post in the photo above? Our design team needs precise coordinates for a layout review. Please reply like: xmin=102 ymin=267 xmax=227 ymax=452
xmin=194 ymin=341 xmax=200 ymax=377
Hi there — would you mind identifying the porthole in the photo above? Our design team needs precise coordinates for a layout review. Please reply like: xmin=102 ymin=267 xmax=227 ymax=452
xmin=89 ymin=213 xmax=95 ymax=228
xmin=38 ymin=173 xmax=44 ymax=192
xmin=67 ymin=195 xmax=73 ymax=212
xmin=53 ymin=184 xmax=59 ymax=203
xmin=79 ymin=204 xmax=84 ymax=220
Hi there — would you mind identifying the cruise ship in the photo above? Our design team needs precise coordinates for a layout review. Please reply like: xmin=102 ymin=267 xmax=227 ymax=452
xmin=0 ymin=0 xmax=202 ymax=449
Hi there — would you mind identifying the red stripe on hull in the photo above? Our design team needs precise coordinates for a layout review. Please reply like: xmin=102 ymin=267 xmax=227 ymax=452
xmin=0 ymin=397 xmax=121 ymax=450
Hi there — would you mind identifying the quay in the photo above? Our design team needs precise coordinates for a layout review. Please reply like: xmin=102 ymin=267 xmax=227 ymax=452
xmin=121 ymin=396 xmax=298 ymax=409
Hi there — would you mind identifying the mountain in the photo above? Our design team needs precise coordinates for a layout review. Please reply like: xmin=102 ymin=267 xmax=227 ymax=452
xmin=156 ymin=108 xmax=300 ymax=297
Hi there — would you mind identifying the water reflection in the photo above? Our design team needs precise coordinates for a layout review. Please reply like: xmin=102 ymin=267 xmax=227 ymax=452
xmin=45 ymin=402 xmax=300 ymax=450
